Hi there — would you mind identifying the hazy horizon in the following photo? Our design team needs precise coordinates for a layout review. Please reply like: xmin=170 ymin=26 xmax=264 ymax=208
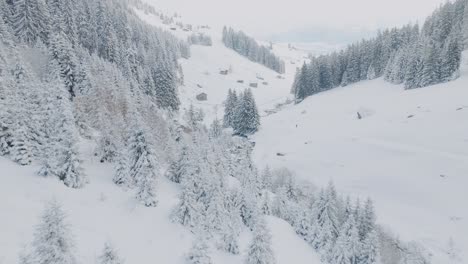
xmin=145 ymin=0 xmax=449 ymax=43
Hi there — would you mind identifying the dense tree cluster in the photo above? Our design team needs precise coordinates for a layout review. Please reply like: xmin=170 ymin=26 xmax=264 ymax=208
xmin=188 ymin=33 xmax=212 ymax=46
xmin=223 ymin=89 xmax=260 ymax=136
xmin=222 ymin=26 xmax=285 ymax=74
xmin=292 ymin=0 xmax=467 ymax=102
xmin=0 ymin=0 xmax=189 ymax=188
xmin=3 ymin=0 xmax=440 ymax=262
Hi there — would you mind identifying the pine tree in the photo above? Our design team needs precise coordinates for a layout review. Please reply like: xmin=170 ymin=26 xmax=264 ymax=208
xmin=358 ymin=198 xmax=376 ymax=241
xmin=127 ymin=127 xmax=159 ymax=207
xmin=209 ymin=118 xmax=222 ymax=139
xmin=240 ymin=188 xmax=259 ymax=230
xmin=49 ymin=33 xmax=78 ymax=99
xmin=295 ymin=210 xmax=312 ymax=243
xmin=330 ymin=215 xmax=361 ymax=264
xmin=366 ymin=64 xmax=376 ymax=80
xmin=273 ymin=186 xmax=289 ymax=220
xmin=463 ymin=0 xmax=468 ymax=49
xmin=172 ymin=174 xmax=205 ymax=228
xmin=152 ymin=60 xmax=180 ymax=111
xmin=99 ymin=242 xmax=124 ymax=264
xmin=167 ymin=145 xmax=191 ymax=183
xmin=11 ymin=0 xmax=49 ymax=45
xmin=233 ymin=89 xmax=260 ymax=136
xmin=310 ymin=184 xmax=339 ymax=251
xmin=261 ymin=190 xmax=272 ymax=215
xmin=186 ymin=232 xmax=212 ymax=264
xmin=440 ymin=32 xmax=462 ymax=81
xmin=49 ymin=72 xmax=87 ymax=188
xmin=419 ymin=39 xmax=441 ymax=87
xmin=294 ymin=64 xmax=310 ymax=102
xmin=245 ymin=217 xmax=276 ymax=264
xmin=360 ymin=230 xmax=380 ymax=264
xmin=10 ymin=122 xmax=32 ymax=165
xmin=56 ymin=138 xmax=86 ymax=188
xmin=205 ymin=186 xmax=228 ymax=234
xmin=28 ymin=200 xmax=77 ymax=264
xmin=223 ymin=89 xmax=238 ymax=128
xmin=219 ymin=228 xmax=240 ymax=255
xmin=113 ymin=151 xmax=130 ymax=186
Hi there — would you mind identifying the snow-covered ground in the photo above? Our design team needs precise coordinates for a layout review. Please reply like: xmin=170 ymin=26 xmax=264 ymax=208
xmin=134 ymin=8 xmax=312 ymax=122
xmin=253 ymin=53 xmax=468 ymax=263
xmin=1 ymin=3 xmax=466 ymax=264
xmin=0 ymin=9 xmax=322 ymax=264
xmin=0 ymin=148 xmax=320 ymax=264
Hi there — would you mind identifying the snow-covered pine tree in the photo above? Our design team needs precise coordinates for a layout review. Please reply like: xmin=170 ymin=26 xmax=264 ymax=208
xmin=261 ymin=166 xmax=272 ymax=191
xmin=261 ymin=190 xmax=272 ymax=215
xmin=186 ymin=231 xmax=212 ymax=264
xmin=294 ymin=63 xmax=310 ymax=102
xmin=360 ymin=229 xmax=380 ymax=264
xmin=49 ymin=33 xmax=78 ymax=100
xmin=233 ymin=89 xmax=260 ymax=136
xmin=272 ymin=186 xmax=290 ymax=220
xmin=245 ymin=217 xmax=276 ymax=264
xmin=358 ymin=198 xmax=376 ymax=241
xmin=440 ymin=32 xmax=462 ymax=82
xmin=11 ymin=0 xmax=50 ymax=45
xmin=0 ymin=64 xmax=14 ymax=156
xmin=113 ymin=150 xmax=130 ymax=186
xmin=240 ymin=188 xmax=260 ymax=230
xmin=330 ymin=214 xmax=361 ymax=264
xmin=152 ymin=60 xmax=180 ymax=111
xmin=209 ymin=118 xmax=222 ymax=139
xmin=171 ymin=171 xmax=205 ymax=228
xmin=223 ymin=89 xmax=238 ymax=128
xmin=10 ymin=122 xmax=32 ymax=165
xmin=464 ymin=0 xmax=468 ymax=49
xmin=310 ymin=184 xmax=339 ymax=251
xmin=167 ymin=144 xmax=191 ymax=183
xmin=295 ymin=209 xmax=312 ymax=243
xmin=99 ymin=242 xmax=124 ymax=264
xmin=219 ymin=227 xmax=240 ymax=255
xmin=404 ymin=41 xmax=424 ymax=89
xmin=366 ymin=63 xmax=376 ymax=80
xmin=185 ymin=104 xmax=205 ymax=131
xmin=27 ymin=200 xmax=77 ymax=264
xmin=127 ymin=126 xmax=159 ymax=207
xmin=205 ymin=184 xmax=229 ymax=235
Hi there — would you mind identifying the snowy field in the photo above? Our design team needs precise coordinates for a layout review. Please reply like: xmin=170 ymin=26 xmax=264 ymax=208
xmin=134 ymin=8 xmax=315 ymax=122
xmin=0 ymin=2 xmax=466 ymax=264
xmin=253 ymin=53 xmax=468 ymax=263
xmin=0 ymin=148 xmax=320 ymax=264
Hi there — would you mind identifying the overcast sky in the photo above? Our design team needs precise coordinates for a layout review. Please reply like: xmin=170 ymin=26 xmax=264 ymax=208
xmin=148 ymin=0 xmax=450 ymax=43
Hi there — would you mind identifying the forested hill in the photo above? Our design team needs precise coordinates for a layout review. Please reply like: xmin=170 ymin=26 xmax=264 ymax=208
xmin=222 ymin=26 xmax=286 ymax=74
xmin=292 ymin=0 xmax=468 ymax=103
xmin=0 ymin=0 xmax=190 ymax=187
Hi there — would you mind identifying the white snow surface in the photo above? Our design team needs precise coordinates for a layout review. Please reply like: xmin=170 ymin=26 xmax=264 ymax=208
xmin=0 ymin=7 xmax=321 ymax=264
xmin=0 ymin=4 xmax=467 ymax=264
xmin=252 ymin=53 xmax=468 ymax=263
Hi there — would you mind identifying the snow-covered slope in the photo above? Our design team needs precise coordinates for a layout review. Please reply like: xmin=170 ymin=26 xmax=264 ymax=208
xmin=0 ymin=8 xmax=323 ymax=264
xmin=0 ymin=148 xmax=321 ymax=264
xmin=134 ymin=8 xmax=311 ymax=122
xmin=1 ymin=2 xmax=466 ymax=264
xmin=253 ymin=52 xmax=468 ymax=263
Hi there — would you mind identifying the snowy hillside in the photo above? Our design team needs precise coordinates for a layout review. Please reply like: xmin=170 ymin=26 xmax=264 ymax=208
xmin=1 ymin=0 xmax=467 ymax=264
xmin=134 ymin=8 xmax=312 ymax=121
xmin=0 ymin=150 xmax=320 ymax=264
xmin=253 ymin=51 xmax=468 ymax=263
